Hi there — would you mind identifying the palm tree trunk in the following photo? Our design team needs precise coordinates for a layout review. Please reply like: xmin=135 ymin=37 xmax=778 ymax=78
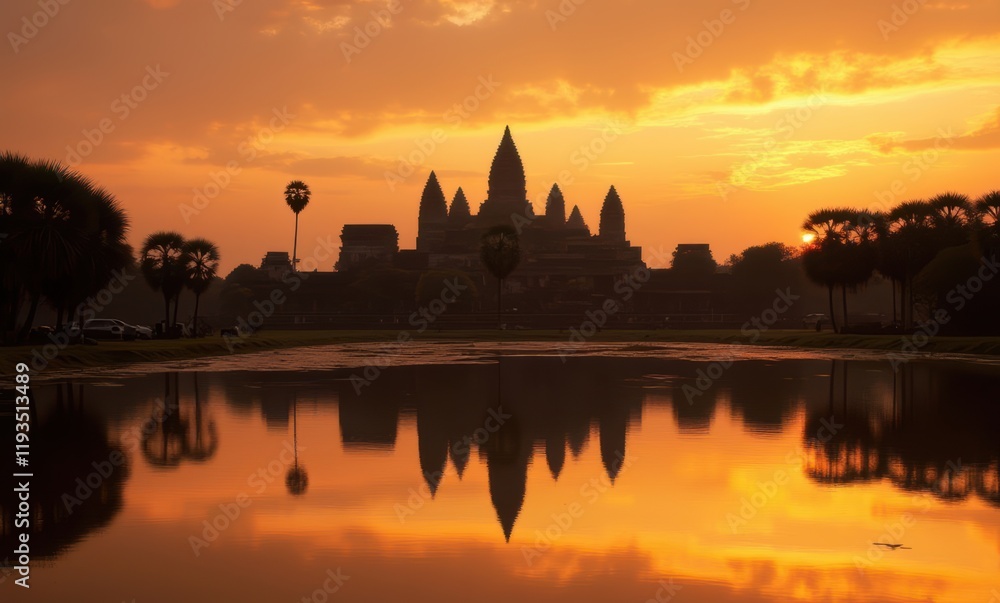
xmin=3 ymin=301 xmax=14 ymax=341
xmin=827 ymin=285 xmax=839 ymax=334
xmin=841 ymin=286 xmax=849 ymax=332
xmin=292 ymin=212 xmax=300 ymax=272
xmin=17 ymin=293 xmax=40 ymax=342
xmin=163 ymin=291 xmax=171 ymax=329
xmin=192 ymin=293 xmax=201 ymax=338
xmin=900 ymin=280 xmax=907 ymax=330
xmin=891 ymin=279 xmax=897 ymax=327
xmin=496 ymin=278 xmax=502 ymax=330
xmin=906 ymin=278 xmax=914 ymax=330
xmin=172 ymin=294 xmax=181 ymax=334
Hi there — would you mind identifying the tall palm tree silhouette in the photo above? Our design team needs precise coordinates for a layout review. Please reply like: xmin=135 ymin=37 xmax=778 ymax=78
xmin=42 ymin=181 xmax=132 ymax=331
xmin=975 ymin=190 xmax=1000 ymax=259
xmin=286 ymin=395 xmax=308 ymax=496
xmin=802 ymin=208 xmax=851 ymax=333
xmin=882 ymin=200 xmax=936 ymax=329
xmin=480 ymin=225 xmax=521 ymax=329
xmin=929 ymin=192 xmax=976 ymax=248
xmin=839 ymin=210 xmax=880 ymax=331
xmin=284 ymin=180 xmax=311 ymax=272
xmin=183 ymin=238 xmax=220 ymax=337
xmin=140 ymin=232 xmax=187 ymax=329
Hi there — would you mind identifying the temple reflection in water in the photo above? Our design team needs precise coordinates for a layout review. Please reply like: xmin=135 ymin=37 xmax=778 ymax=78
xmin=2 ymin=355 xmax=998 ymax=563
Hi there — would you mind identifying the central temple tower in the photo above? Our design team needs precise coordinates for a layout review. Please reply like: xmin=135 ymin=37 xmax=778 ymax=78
xmin=477 ymin=126 xmax=533 ymax=226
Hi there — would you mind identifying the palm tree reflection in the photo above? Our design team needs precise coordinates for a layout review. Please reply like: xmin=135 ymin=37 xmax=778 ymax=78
xmin=141 ymin=373 xmax=217 ymax=468
xmin=286 ymin=395 xmax=308 ymax=496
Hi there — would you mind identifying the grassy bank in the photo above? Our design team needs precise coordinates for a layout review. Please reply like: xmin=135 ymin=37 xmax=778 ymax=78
xmin=2 ymin=329 xmax=1000 ymax=372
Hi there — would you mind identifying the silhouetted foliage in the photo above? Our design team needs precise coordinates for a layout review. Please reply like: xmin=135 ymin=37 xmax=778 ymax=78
xmin=0 ymin=152 xmax=132 ymax=342
xmin=225 ymin=263 xmax=259 ymax=284
xmin=140 ymin=231 xmax=187 ymax=328
xmin=480 ymin=225 xmax=521 ymax=329
xmin=803 ymin=192 xmax=1000 ymax=333
xmin=183 ymin=238 xmax=221 ymax=336
xmin=671 ymin=245 xmax=717 ymax=287
xmin=284 ymin=180 xmax=311 ymax=272
xmin=729 ymin=242 xmax=799 ymax=319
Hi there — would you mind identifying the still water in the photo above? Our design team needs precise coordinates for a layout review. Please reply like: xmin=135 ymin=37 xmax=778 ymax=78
xmin=2 ymin=343 xmax=998 ymax=602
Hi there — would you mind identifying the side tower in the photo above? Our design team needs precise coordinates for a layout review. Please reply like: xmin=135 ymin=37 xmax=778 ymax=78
xmin=448 ymin=187 xmax=473 ymax=228
xmin=598 ymin=185 xmax=626 ymax=244
xmin=544 ymin=184 xmax=567 ymax=229
xmin=566 ymin=205 xmax=591 ymax=236
xmin=417 ymin=171 xmax=448 ymax=252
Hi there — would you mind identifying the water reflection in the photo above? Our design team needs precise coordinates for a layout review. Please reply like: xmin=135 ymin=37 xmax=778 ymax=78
xmin=141 ymin=372 xmax=218 ymax=467
xmin=333 ymin=359 xmax=645 ymax=540
xmin=2 ymin=353 xmax=998 ymax=602
xmin=804 ymin=360 xmax=1000 ymax=505
xmin=286 ymin=396 xmax=308 ymax=496
xmin=1 ymin=383 xmax=129 ymax=560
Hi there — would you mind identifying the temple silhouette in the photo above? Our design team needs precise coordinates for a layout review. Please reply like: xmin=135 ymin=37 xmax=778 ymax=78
xmin=340 ymin=127 xmax=644 ymax=290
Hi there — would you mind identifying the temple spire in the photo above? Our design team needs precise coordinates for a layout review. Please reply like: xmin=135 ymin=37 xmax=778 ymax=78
xmin=417 ymin=171 xmax=448 ymax=251
xmin=545 ymin=184 xmax=566 ymax=228
xmin=599 ymin=185 xmax=626 ymax=243
xmin=449 ymin=187 xmax=472 ymax=226
xmin=478 ymin=126 xmax=530 ymax=225
xmin=566 ymin=205 xmax=590 ymax=235
xmin=488 ymin=126 xmax=525 ymax=201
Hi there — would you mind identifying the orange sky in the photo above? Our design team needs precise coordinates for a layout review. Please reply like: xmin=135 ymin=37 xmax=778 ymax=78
xmin=3 ymin=0 xmax=1000 ymax=273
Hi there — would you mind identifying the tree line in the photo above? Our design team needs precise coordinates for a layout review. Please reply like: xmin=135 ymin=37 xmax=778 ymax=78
xmin=802 ymin=192 xmax=1000 ymax=333
xmin=1 ymin=153 xmax=220 ymax=343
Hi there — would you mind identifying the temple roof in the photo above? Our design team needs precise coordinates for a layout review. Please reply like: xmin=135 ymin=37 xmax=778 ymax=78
xmin=419 ymin=171 xmax=448 ymax=223
xmin=487 ymin=126 xmax=527 ymax=203
xmin=545 ymin=183 xmax=566 ymax=225
xmin=449 ymin=187 xmax=472 ymax=223
xmin=567 ymin=205 xmax=590 ymax=233
xmin=599 ymin=185 xmax=626 ymax=241
xmin=601 ymin=185 xmax=624 ymax=217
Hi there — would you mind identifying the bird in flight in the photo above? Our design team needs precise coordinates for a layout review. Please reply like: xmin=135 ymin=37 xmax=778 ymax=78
xmin=873 ymin=543 xmax=912 ymax=550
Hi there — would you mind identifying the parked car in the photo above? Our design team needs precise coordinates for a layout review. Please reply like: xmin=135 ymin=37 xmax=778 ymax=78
xmin=82 ymin=319 xmax=131 ymax=340
xmin=112 ymin=319 xmax=152 ymax=340
xmin=802 ymin=314 xmax=829 ymax=330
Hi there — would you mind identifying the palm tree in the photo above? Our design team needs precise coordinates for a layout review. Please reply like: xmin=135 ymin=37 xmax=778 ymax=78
xmin=183 ymin=238 xmax=220 ymax=337
xmin=140 ymin=232 xmax=187 ymax=330
xmin=284 ymin=180 xmax=311 ymax=272
xmin=49 ymin=182 xmax=133 ymax=331
xmin=928 ymin=192 xmax=976 ymax=250
xmin=802 ymin=208 xmax=852 ymax=333
xmin=881 ymin=200 xmax=936 ymax=329
xmin=480 ymin=225 xmax=521 ymax=329
xmin=0 ymin=153 xmax=31 ymax=340
xmin=6 ymin=158 xmax=88 ymax=340
xmin=0 ymin=153 xmax=131 ymax=342
xmin=974 ymin=190 xmax=1000 ymax=260
xmin=839 ymin=210 xmax=881 ymax=330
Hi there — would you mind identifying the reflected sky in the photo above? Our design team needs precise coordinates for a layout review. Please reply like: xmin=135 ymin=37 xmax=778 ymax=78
xmin=2 ymin=349 xmax=998 ymax=602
